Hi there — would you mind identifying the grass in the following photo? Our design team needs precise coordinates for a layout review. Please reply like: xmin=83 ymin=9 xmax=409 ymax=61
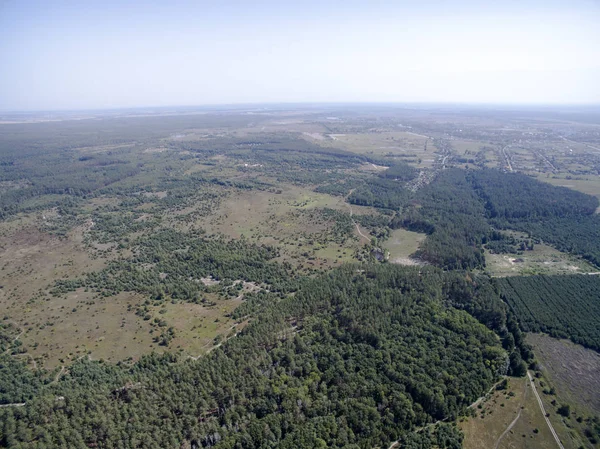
xmin=527 ymin=333 xmax=600 ymax=416
xmin=463 ymin=334 xmax=600 ymax=449
xmin=535 ymin=174 xmax=600 ymax=209
xmin=461 ymin=375 xmax=588 ymax=449
xmin=201 ymin=185 xmax=362 ymax=270
xmin=383 ymin=228 xmax=426 ymax=264
xmin=19 ymin=291 xmax=155 ymax=369
xmin=497 ymin=380 xmax=574 ymax=449
xmin=150 ymin=293 xmax=245 ymax=358
xmin=311 ymin=131 xmax=434 ymax=169
xmin=484 ymin=238 xmax=598 ymax=277
xmin=0 ymin=180 xmax=367 ymax=367
xmin=451 ymin=138 xmax=486 ymax=155
xmin=460 ymin=377 xmax=529 ymax=449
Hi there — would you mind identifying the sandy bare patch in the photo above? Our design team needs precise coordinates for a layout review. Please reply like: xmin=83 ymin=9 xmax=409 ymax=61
xmin=200 ymin=277 xmax=220 ymax=286
xmin=303 ymin=132 xmax=325 ymax=141
xmin=390 ymin=257 xmax=424 ymax=266
xmin=143 ymin=191 xmax=167 ymax=199
xmin=143 ymin=147 xmax=168 ymax=153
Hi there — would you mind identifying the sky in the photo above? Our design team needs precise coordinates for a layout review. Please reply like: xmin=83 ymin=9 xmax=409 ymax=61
xmin=1 ymin=0 xmax=599 ymax=110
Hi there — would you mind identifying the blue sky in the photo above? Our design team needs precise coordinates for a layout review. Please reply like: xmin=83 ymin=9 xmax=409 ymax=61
xmin=1 ymin=0 xmax=599 ymax=110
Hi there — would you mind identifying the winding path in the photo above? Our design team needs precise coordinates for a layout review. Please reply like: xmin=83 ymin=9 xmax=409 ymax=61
xmin=344 ymin=202 xmax=370 ymax=242
xmin=493 ymin=377 xmax=529 ymax=449
xmin=2 ymin=329 xmax=23 ymax=355
xmin=527 ymin=371 xmax=565 ymax=449
xmin=52 ymin=366 xmax=65 ymax=384
xmin=387 ymin=379 xmax=505 ymax=449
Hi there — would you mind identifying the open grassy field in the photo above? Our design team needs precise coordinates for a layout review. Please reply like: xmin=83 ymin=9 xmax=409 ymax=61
xmin=0 ymin=185 xmax=368 ymax=367
xmin=0 ymin=216 xmax=131 ymax=368
xmin=0 ymin=138 xmax=379 ymax=368
xmin=309 ymin=131 xmax=435 ymax=169
xmin=0 ymin=213 xmax=244 ymax=368
xmin=496 ymin=379 xmax=576 ymax=449
xmin=147 ymin=293 xmax=246 ymax=359
xmin=200 ymin=185 xmax=367 ymax=270
xmin=484 ymin=238 xmax=598 ymax=277
xmin=463 ymin=333 xmax=600 ymax=449
xmin=461 ymin=377 xmax=531 ymax=449
xmin=461 ymin=373 xmax=596 ymax=449
xmin=384 ymin=228 xmax=426 ymax=265
xmin=527 ymin=333 xmax=600 ymax=416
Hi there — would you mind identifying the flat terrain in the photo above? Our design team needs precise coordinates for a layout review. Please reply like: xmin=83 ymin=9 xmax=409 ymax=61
xmin=384 ymin=228 xmax=426 ymax=265
xmin=201 ymin=186 xmax=363 ymax=270
xmin=527 ymin=333 xmax=600 ymax=416
xmin=1 ymin=105 xmax=600 ymax=447
xmin=485 ymin=242 xmax=598 ymax=277
xmin=463 ymin=333 xmax=600 ymax=449
xmin=536 ymin=174 xmax=600 ymax=211
xmin=461 ymin=377 xmax=532 ymax=449
xmin=461 ymin=374 xmax=594 ymax=449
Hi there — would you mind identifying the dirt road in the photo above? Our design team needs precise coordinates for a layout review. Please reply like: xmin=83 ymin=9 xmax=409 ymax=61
xmin=528 ymin=371 xmax=565 ymax=449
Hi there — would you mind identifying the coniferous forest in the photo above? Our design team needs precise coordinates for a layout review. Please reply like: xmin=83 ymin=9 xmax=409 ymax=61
xmin=1 ymin=108 xmax=600 ymax=448
xmin=497 ymin=275 xmax=600 ymax=351
xmin=1 ymin=266 xmax=509 ymax=448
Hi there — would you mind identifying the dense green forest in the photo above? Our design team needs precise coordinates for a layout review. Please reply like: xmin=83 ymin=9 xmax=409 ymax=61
xmin=469 ymin=170 xmax=600 ymax=266
xmin=2 ymin=115 xmax=600 ymax=448
xmin=53 ymin=228 xmax=299 ymax=302
xmin=1 ymin=265 xmax=507 ymax=448
xmin=347 ymin=166 xmax=600 ymax=271
xmin=347 ymin=162 xmax=415 ymax=209
xmin=393 ymin=169 xmax=490 ymax=270
xmin=497 ymin=275 xmax=600 ymax=351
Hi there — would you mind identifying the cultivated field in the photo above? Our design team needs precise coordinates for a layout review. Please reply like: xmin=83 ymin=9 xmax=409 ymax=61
xmin=527 ymin=333 xmax=600 ymax=416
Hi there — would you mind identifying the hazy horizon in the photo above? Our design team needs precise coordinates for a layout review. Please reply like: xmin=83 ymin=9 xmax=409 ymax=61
xmin=1 ymin=0 xmax=599 ymax=111
xmin=4 ymin=101 xmax=600 ymax=116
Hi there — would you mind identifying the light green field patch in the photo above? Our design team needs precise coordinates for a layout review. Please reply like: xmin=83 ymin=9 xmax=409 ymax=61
xmin=484 ymin=240 xmax=598 ymax=277
xmin=384 ymin=228 xmax=426 ymax=264
xmin=152 ymin=294 xmax=243 ymax=358
xmin=451 ymin=139 xmax=486 ymax=155
xmin=183 ymin=163 xmax=215 ymax=175
xmin=321 ymin=131 xmax=430 ymax=163
xmin=535 ymin=174 xmax=600 ymax=208
xmin=313 ymin=244 xmax=355 ymax=263
xmin=20 ymin=291 xmax=155 ymax=369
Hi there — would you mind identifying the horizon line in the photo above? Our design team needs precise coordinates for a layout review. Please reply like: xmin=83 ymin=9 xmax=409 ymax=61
xmin=2 ymin=101 xmax=600 ymax=115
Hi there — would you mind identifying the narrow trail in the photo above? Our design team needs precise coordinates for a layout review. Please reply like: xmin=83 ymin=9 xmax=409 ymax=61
xmin=388 ymin=379 xmax=505 ymax=449
xmin=0 ymin=362 xmax=64 ymax=409
xmin=501 ymin=145 xmax=513 ymax=172
xmin=528 ymin=371 xmax=565 ymax=449
xmin=52 ymin=366 xmax=65 ymax=384
xmin=344 ymin=202 xmax=370 ymax=243
xmin=468 ymin=379 xmax=503 ymax=409
xmin=188 ymin=325 xmax=241 ymax=360
xmin=2 ymin=329 xmax=23 ymax=355
xmin=493 ymin=377 xmax=529 ymax=449
xmin=21 ymin=354 xmax=38 ymax=370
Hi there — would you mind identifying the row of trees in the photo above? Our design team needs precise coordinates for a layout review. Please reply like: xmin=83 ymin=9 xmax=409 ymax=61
xmin=498 ymin=274 xmax=600 ymax=351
